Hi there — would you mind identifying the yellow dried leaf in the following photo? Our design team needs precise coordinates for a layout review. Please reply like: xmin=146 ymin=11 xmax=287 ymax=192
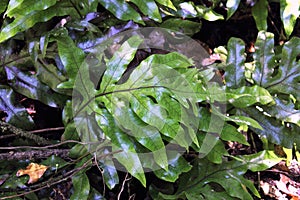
xmin=16 ymin=163 xmax=48 ymax=184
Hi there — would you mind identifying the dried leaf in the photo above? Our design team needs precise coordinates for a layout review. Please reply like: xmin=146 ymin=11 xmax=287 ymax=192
xmin=16 ymin=163 xmax=49 ymax=184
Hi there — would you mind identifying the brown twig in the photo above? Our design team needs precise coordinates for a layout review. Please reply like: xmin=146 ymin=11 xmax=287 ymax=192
xmin=0 ymin=149 xmax=70 ymax=160
xmin=117 ymin=173 xmax=131 ymax=200
xmin=29 ymin=127 xmax=65 ymax=134
xmin=0 ymin=140 xmax=100 ymax=150
xmin=0 ymin=127 xmax=65 ymax=140
xmin=0 ymin=121 xmax=50 ymax=145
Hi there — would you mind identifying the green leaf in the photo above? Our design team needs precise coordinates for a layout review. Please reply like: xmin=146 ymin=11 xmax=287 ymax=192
xmin=280 ymin=0 xmax=300 ymax=37
xmin=206 ymin=140 xmax=229 ymax=164
xmin=225 ymin=37 xmax=246 ymax=88
xmin=252 ymin=0 xmax=268 ymax=31
xmin=267 ymin=37 xmax=300 ymax=101
xmin=129 ymin=0 xmax=162 ymax=22
xmin=221 ymin=124 xmax=249 ymax=145
xmin=4 ymin=0 xmax=57 ymax=18
xmin=202 ymin=8 xmax=224 ymax=21
xmin=242 ymin=107 xmax=300 ymax=148
xmin=207 ymin=84 xmax=274 ymax=107
xmin=155 ymin=0 xmax=177 ymax=11
xmin=226 ymin=0 xmax=241 ymax=19
xmin=98 ymin=0 xmax=144 ymax=25
xmin=70 ymin=173 xmax=90 ymax=200
xmin=96 ymin=108 xmax=146 ymax=186
xmin=3 ymin=0 xmax=24 ymax=17
xmin=252 ymin=31 xmax=276 ymax=87
xmin=0 ymin=0 xmax=8 ymax=14
xmin=36 ymin=60 xmax=67 ymax=94
xmin=114 ymin=150 xmax=147 ymax=187
xmin=0 ymin=86 xmax=34 ymax=129
xmin=0 ymin=1 xmax=79 ymax=43
xmin=153 ymin=152 xmax=192 ymax=182
xmin=98 ymin=154 xmax=119 ymax=189
xmin=108 ymin=94 xmax=169 ymax=170
xmin=74 ymin=112 xmax=104 ymax=152
xmin=212 ymin=106 xmax=262 ymax=129
xmin=5 ymin=66 xmax=67 ymax=108
xmin=52 ymin=28 xmax=86 ymax=82
xmin=196 ymin=5 xmax=224 ymax=21
xmin=160 ymin=18 xmax=201 ymax=36
xmin=263 ymin=97 xmax=300 ymax=126
xmin=100 ymin=35 xmax=143 ymax=93
xmin=154 ymin=151 xmax=280 ymax=199
xmin=226 ymin=85 xmax=274 ymax=107
xmin=241 ymin=150 xmax=282 ymax=172
xmin=69 ymin=144 xmax=88 ymax=158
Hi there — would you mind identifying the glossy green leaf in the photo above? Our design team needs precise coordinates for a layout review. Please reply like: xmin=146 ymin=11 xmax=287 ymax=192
xmin=114 ymin=150 xmax=146 ymax=187
xmin=242 ymin=107 xmax=300 ymax=148
xmin=280 ymin=0 xmax=300 ymax=37
xmin=100 ymin=35 xmax=143 ymax=93
xmin=226 ymin=0 xmax=241 ymax=19
xmin=98 ymin=0 xmax=144 ymax=24
xmin=154 ymin=152 xmax=192 ymax=182
xmin=241 ymin=150 xmax=282 ymax=171
xmin=153 ymin=151 xmax=280 ymax=199
xmin=267 ymin=37 xmax=300 ymax=101
xmin=207 ymin=84 xmax=274 ymax=107
xmin=206 ymin=140 xmax=229 ymax=164
xmin=51 ymin=28 xmax=85 ymax=82
xmin=3 ymin=0 xmax=24 ymax=16
xmin=220 ymin=124 xmax=249 ymax=145
xmin=263 ymin=97 xmax=300 ymax=126
xmin=160 ymin=18 xmax=201 ymax=36
xmin=130 ymin=0 xmax=162 ymax=22
xmin=36 ymin=60 xmax=67 ymax=94
xmin=74 ymin=112 xmax=104 ymax=152
xmin=196 ymin=5 xmax=224 ymax=21
xmin=252 ymin=0 xmax=268 ymax=30
xmin=108 ymin=94 xmax=169 ymax=170
xmin=252 ymin=31 xmax=276 ymax=87
xmin=212 ymin=106 xmax=262 ymax=129
xmin=202 ymin=8 xmax=224 ymax=21
xmin=98 ymin=154 xmax=119 ymax=189
xmin=155 ymin=0 xmax=176 ymax=11
xmin=226 ymin=85 xmax=274 ymax=107
xmin=0 ymin=1 xmax=79 ymax=43
xmin=0 ymin=86 xmax=34 ymax=129
xmin=225 ymin=37 xmax=246 ymax=88
xmin=4 ymin=0 xmax=57 ymax=18
xmin=70 ymin=173 xmax=90 ymax=200
xmin=96 ymin=108 xmax=146 ymax=186
xmin=5 ymin=66 xmax=67 ymax=108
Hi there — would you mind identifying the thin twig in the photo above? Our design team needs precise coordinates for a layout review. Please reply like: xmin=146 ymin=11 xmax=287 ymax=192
xmin=0 ymin=140 xmax=100 ymax=150
xmin=117 ymin=173 xmax=129 ymax=200
xmin=0 ymin=127 xmax=65 ymax=139
xmin=94 ymin=154 xmax=106 ymax=197
xmin=29 ymin=127 xmax=65 ymax=134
